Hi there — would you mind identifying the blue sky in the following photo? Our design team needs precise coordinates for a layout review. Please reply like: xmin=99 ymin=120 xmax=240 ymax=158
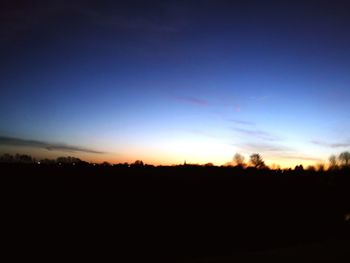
xmin=1 ymin=0 xmax=350 ymax=167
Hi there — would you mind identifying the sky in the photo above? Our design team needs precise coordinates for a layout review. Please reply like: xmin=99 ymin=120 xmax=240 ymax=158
xmin=1 ymin=0 xmax=350 ymax=167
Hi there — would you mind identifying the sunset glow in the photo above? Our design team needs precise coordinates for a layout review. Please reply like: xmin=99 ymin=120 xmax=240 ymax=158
xmin=1 ymin=1 xmax=350 ymax=168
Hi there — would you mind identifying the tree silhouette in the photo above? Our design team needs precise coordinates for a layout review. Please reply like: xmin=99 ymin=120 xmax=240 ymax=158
xmin=56 ymin=156 xmax=82 ymax=164
xmin=14 ymin=154 xmax=33 ymax=163
xmin=131 ymin=160 xmax=144 ymax=167
xmin=294 ymin=165 xmax=304 ymax=171
xmin=40 ymin=158 xmax=55 ymax=165
xmin=328 ymin=155 xmax=338 ymax=170
xmin=0 ymin=153 xmax=14 ymax=163
xmin=316 ymin=163 xmax=325 ymax=172
xmin=339 ymin=151 xmax=350 ymax=167
xmin=307 ymin=165 xmax=316 ymax=171
xmin=233 ymin=153 xmax=245 ymax=167
xmin=249 ymin=153 xmax=265 ymax=169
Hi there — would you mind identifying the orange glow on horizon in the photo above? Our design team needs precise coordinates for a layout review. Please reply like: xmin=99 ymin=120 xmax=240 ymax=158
xmin=0 ymin=144 xmax=328 ymax=169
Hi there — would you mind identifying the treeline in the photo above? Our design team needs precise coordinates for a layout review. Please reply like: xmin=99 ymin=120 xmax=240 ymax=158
xmin=0 ymin=153 xmax=85 ymax=165
xmin=1 ymin=154 xmax=349 ymax=263
xmin=227 ymin=152 xmax=350 ymax=171
xmin=1 ymin=151 xmax=350 ymax=172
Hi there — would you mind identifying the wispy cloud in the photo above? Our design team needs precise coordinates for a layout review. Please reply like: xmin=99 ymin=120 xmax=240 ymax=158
xmin=277 ymin=154 xmax=322 ymax=162
xmin=234 ymin=142 xmax=321 ymax=162
xmin=232 ymin=127 xmax=280 ymax=141
xmin=175 ymin=96 xmax=209 ymax=106
xmin=234 ymin=142 xmax=289 ymax=153
xmin=228 ymin=119 xmax=254 ymax=126
xmin=0 ymin=136 xmax=105 ymax=154
xmin=311 ymin=140 xmax=350 ymax=148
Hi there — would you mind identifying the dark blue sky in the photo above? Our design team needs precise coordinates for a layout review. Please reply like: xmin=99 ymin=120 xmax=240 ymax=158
xmin=1 ymin=0 xmax=350 ymax=166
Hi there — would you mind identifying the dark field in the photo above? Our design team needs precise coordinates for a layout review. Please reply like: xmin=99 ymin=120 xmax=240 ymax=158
xmin=1 ymin=164 xmax=350 ymax=262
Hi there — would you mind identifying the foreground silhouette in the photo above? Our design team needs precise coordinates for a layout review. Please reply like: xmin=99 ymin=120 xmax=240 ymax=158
xmin=1 ymin=157 xmax=350 ymax=262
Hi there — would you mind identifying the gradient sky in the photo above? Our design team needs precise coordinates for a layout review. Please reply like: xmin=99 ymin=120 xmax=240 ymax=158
xmin=1 ymin=0 xmax=350 ymax=167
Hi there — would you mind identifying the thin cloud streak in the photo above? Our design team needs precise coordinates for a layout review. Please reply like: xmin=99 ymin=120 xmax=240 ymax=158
xmin=237 ymin=142 xmax=289 ymax=152
xmin=175 ymin=96 xmax=209 ymax=106
xmin=228 ymin=119 xmax=254 ymax=126
xmin=234 ymin=142 xmax=322 ymax=162
xmin=311 ymin=140 xmax=350 ymax=148
xmin=0 ymin=136 xmax=105 ymax=154
xmin=232 ymin=127 xmax=280 ymax=141
xmin=277 ymin=154 xmax=322 ymax=162
xmin=233 ymin=142 xmax=290 ymax=155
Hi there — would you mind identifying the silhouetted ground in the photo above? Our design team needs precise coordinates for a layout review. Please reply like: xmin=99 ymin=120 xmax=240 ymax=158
xmin=1 ymin=164 xmax=349 ymax=262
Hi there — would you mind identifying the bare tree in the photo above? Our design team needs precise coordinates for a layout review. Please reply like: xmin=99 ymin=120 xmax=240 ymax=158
xmin=307 ymin=165 xmax=316 ymax=171
xmin=0 ymin=154 xmax=14 ymax=163
xmin=233 ymin=153 xmax=245 ymax=167
xmin=316 ymin=163 xmax=325 ymax=172
xmin=56 ymin=156 xmax=82 ymax=164
xmin=339 ymin=151 xmax=350 ymax=167
xmin=131 ymin=160 xmax=144 ymax=167
xmin=294 ymin=165 xmax=304 ymax=171
xmin=328 ymin=155 xmax=338 ymax=170
xmin=249 ymin=153 xmax=265 ymax=169
xmin=14 ymin=154 xmax=34 ymax=163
